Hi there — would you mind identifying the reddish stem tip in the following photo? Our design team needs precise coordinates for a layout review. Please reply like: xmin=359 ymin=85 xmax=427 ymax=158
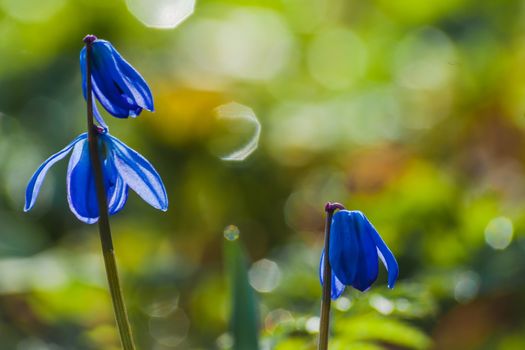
xmin=83 ymin=34 xmax=97 ymax=44
xmin=94 ymin=125 xmax=107 ymax=134
xmin=324 ymin=202 xmax=345 ymax=213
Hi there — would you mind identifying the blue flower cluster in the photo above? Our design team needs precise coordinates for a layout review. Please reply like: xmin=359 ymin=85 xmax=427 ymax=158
xmin=80 ymin=39 xmax=154 ymax=128
xmin=320 ymin=210 xmax=398 ymax=298
xmin=25 ymin=37 xmax=398 ymax=302
xmin=25 ymin=37 xmax=167 ymax=223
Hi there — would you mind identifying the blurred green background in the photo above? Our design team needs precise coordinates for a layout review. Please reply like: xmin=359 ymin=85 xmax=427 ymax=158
xmin=1 ymin=0 xmax=525 ymax=349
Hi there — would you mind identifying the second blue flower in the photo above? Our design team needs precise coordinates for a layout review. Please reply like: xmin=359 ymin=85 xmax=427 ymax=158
xmin=25 ymin=130 xmax=168 ymax=224
xmin=320 ymin=210 xmax=399 ymax=298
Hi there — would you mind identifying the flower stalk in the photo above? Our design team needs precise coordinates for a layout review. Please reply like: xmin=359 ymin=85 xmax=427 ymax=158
xmin=84 ymin=34 xmax=136 ymax=350
xmin=318 ymin=202 xmax=345 ymax=350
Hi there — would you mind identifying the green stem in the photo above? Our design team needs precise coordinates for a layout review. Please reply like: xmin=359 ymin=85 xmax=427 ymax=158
xmin=318 ymin=202 xmax=344 ymax=350
xmin=318 ymin=210 xmax=333 ymax=350
xmin=84 ymin=36 xmax=136 ymax=350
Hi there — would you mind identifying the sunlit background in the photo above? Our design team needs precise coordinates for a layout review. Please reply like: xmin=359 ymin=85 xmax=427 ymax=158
xmin=1 ymin=0 xmax=525 ymax=349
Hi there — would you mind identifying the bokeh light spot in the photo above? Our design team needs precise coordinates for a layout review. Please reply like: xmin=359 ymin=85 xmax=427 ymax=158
xmin=178 ymin=8 xmax=294 ymax=82
xmin=265 ymin=309 xmax=294 ymax=332
xmin=216 ymin=333 xmax=234 ymax=349
xmin=126 ymin=0 xmax=194 ymax=29
xmin=484 ymin=217 xmax=513 ymax=250
xmin=394 ymin=27 xmax=456 ymax=90
xmin=248 ymin=259 xmax=282 ymax=293
xmin=268 ymin=86 xmax=402 ymax=162
xmin=334 ymin=297 xmax=352 ymax=311
xmin=454 ymin=271 xmax=480 ymax=303
xmin=369 ymin=294 xmax=395 ymax=315
xmin=149 ymin=308 xmax=190 ymax=347
xmin=395 ymin=298 xmax=411 ymax=312
xmin=223 ymin=224 xmax=240 ymax=241
xmin=213 ymin=102 xmax=261 ymax=161
xmin=308 ymin=27 xmax=368 ymax=89
xmin=144 ymin=296 xmax=179 ymax=318
xmin=0 ymin=253 xmax=69 ymax=294
xmin=305 ymin=317 xmax=320 ymax=334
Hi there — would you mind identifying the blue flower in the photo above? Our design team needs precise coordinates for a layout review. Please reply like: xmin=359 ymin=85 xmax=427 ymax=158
xmin=320 ymin=210 xmax=398 ymax=298
xmin=25 ymin=130 xmax=168 ymax=224
xmin=80 ymin=37 xmax=154 ymax=126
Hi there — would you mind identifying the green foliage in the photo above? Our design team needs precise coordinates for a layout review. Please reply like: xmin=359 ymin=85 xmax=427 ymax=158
xmin=1 ymin=0 xmax=525 ymax=348
xmin=224 ymin=239 xmax=260 ymax=350
xmin=335 ymin=314 xmax=431 ymax=349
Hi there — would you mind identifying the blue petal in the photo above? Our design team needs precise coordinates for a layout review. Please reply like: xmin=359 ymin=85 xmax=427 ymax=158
xmin=24 ymin=133 xmax=87 ymax=212
xmin=92 ymin=67 xmax=139 ymax=118
xmin=80 ymin=46 xmax=109 ymax=130
xmin=80 ymin=46 xmax=87 ymax=99
xmin=351 ymin=212 xmax=379 ymax=292
xmin=92 ymin=96 xmax=108 ymax=130
xmin=82 ymin=42 xmax=136 ymax=119
xmin=109 ymin=43 xmax=154 ymax=112
xmin=67 ymin=136 xmax=131 ymax=223
xmin=108 ymin=177 xmax=128 ymax=215
xmin=104 ymin=152 xmax=128 ymax=215
xmin=82 ymin=42 xmax=130 ymax=118
xmin=105 ymin=134 xmax=168 ymax=211
xmin=319 ymin=250 xmax=345 ymax=299
xmin=67 ymin=138 xmax=99 ymax=223
xmin=329 ymin=210 xmax=359 ymax=285
xmin=364 ymin=216 xmax=399 ymax=289
xmin=88 ymin=40 xmax=153 ymax=118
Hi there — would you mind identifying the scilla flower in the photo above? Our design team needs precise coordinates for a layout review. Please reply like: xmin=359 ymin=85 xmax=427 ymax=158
xmin=80 ymin=36 xmax=154 ymax=125
xmin=320 ymin=210 xmax=398 ymax=298
xmin=25 ymin=129 xmax=167 ymax=223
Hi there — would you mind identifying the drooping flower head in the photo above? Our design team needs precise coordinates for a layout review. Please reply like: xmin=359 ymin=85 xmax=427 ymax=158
xmin=320 ymin=210 xmax=398 ymax=298
xmin=25 ymin=129 xmax=167 ymax=224
xmin=80 ymin=35 xmax=154 ymax=127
